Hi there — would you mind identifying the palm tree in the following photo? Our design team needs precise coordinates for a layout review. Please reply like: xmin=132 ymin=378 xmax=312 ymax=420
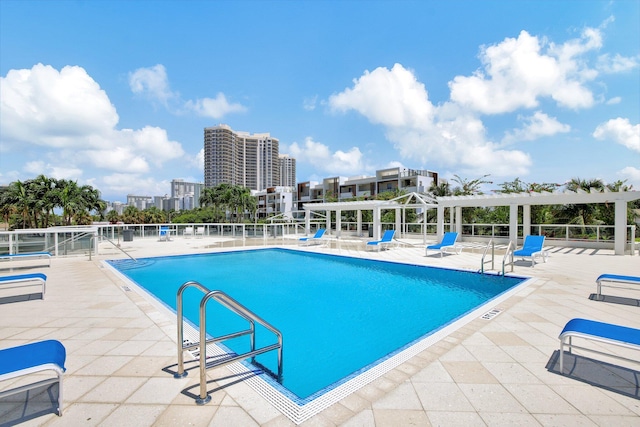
xmin=451 ymin=174 xmax=492 ymax=196
xmin=106 ymin=210 xmax=120 ymax=224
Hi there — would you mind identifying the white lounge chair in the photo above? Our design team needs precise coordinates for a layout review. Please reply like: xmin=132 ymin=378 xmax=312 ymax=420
xmin=513 ymin=235 xmax=548 ymax=266
xmin=195 ymin=226 xmax=205 ymax=238
xmin=0 ymin=340 xmax=66 ymax=416
xmin=366 ymin=230 xmax=396 ymax=251
xmin=426 ymin=232 xmax=460 ymax=257
xmin=299 ymin=229 xmax=326 ymax=246
xmin=559 ymin=318 xmax=640 ymax=374
xmin=0 ymin=273 xmax=47 ymax=299
xmin=183 ymin=227 xmax=194 ymax=238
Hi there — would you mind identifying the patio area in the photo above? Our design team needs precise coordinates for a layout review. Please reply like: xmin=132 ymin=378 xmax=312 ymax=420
xmin=1 ymin=235 xmax=639 ymax=426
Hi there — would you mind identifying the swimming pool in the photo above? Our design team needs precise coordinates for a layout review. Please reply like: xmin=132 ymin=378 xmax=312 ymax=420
xmin=107 ymin=248 xmax=528 ymax=421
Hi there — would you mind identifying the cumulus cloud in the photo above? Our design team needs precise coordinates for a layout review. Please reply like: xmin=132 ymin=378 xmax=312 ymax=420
xmin=593 ymin=118 xmax=640 ymax=152
xmin=597 ymin=53 xmax=640 ymax=74
xmin=303 ymin=95 xmax=318 ymax=111
xmin=286 ymin=137 xmax=367 ymax=175
xmin=618 ymin=166 xmax=640 ymax=188
xmin=1 ymin=64 xmax=119 ymax=147
xmin=449 ymin=28 xmax=602 ymax=114
xmin=184 ymin=93 xmax=246 ymax=118
xmin=328 ymin=64 xmax=531 ymax=177
xmin=330 ymin=63 xmax=433 ymax=128
xmin=503 ymin=111 xmax=570 ymax=144
xmin=129 ymin=64 xmax=246 ymax=119
xmin=0 ymin=64 xmax=185 ymax=196
xmin=129 ymin=64 xmax=176 ymax=106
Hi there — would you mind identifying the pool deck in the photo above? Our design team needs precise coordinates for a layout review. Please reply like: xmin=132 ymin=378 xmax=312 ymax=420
xmin=1 ymin=235 xmax=639 ymax=426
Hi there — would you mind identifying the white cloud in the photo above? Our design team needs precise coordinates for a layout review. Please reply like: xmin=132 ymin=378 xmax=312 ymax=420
xmin=597 ymin=53 xmax=640 ymax=74
xmin=503 ymin=111 xmax=570 ymax=144
xmin=129 ymin=64 xmax=246 ymax=119
xmin=184 ymin=93 xmax=247 ymax=119
xmin=1 ymin=64 xmax=119 ymax=147
xmin=618 ymin=166 xmax=640 ymax=188
xmin=129 ymin=64 xmax=176 ymax=105
xmin=286 ymin=137 xmax=366 ymax=175
xmin=0 ymin=64 xmax=186 ymax=193
xmin=303 ymin=95 xmax=318 ymax=111
xmin=593 ymin=118 xmax=640 ymax=152
xmin=328 ymin=64 xmax=531 ymax=177
xmin=449 ymin=28 xmax=601 ymax=114
xmin=329 ymin=63 xmax=433 ymax=128
xmin=606 ymin=96 xmax=622 ymax=105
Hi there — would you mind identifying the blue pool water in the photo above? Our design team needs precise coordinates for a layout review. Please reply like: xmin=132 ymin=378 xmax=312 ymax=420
xmin=108 ymin=248 xmax=525 ymax=401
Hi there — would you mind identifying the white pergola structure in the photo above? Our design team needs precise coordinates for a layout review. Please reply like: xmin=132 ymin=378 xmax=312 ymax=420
xmin=303 ymin=192 xmax=438 ymax=244
xmin=436 ymin=189 xmax=640 ymax=255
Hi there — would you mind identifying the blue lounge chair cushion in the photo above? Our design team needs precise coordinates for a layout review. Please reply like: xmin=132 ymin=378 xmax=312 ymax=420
xmin=560 ymin=318 xmax=640 ymax=347
xmin=0 ymin=340 xmax=66 ymax=378
xmin=513 ymin=235 xmax=545 ymax=256
xmin=0 ymin=273 xmax=47 ymax=283
xmin=427 ymin=232 xmax=458 ymax=250
xmin=596 ymin=274 xmax=640 ymax=285
xmin=299 ymin=229 xmax=326 ymax=241
xmin=366 ymin=230 xmax=395 ymax=245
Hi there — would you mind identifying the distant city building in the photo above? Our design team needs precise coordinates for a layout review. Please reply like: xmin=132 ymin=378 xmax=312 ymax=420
xmin=278 ymin=154 xmax=296 ymax=187
xmin=171 ymin=179 xmax=204 ymax=210
xmin=296 ymin=167 xmax=438 ymax=211
xmin=126 ymin=195 xmax=154 ymax=210
xmin=204 ymin=124 xmax=280 ymax=191
xmin=254 ymin=186 xmax=295 ymax=220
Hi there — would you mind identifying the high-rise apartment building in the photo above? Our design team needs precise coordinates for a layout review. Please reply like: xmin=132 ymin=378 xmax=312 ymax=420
xmin=278 ymin=154 xmax=296 ymax=187
xmin=204 ymin=124 xmax=280 ymax=191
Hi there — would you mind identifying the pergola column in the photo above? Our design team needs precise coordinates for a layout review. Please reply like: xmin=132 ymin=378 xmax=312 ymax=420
xmin=436 ymin=205 xmax=445 ymax=239
xmin=614 ymin=200 xmax=627 ymax=255
xmin=395 ymin=208 xmax=401 ymax=238
xmin=454 ymin=206 xmax=462 ymax=233
xmin=373 ymin=206 xmax=381 ymax=240
xmin=336 ymin=209 xmax=342 ymax=239
xmin=305 ymin=209 xmax=310 ymax=234
xmin=509 ymin=204 xmax=518 ymax=246
xmin=325 ymin=210 xmax=331 ymax=236
xmin=523 ymin=204 xmax=531 ymax=237
xmin=357 ymin=210 xmax=362 ymax=237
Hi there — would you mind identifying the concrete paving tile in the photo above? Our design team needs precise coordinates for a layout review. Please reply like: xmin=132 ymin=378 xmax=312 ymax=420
xmin=532 ymin=413 xmax=598 ymax=426
xmin=482 ymin=361 xmax=543 ymax=384
xmin=80 ymin=376 xmax=148 ymax=403
xmin=410 ymin=360 xmax=454 ymax=383
xmin=153 ymin=404 xmax=219 ymax=427
xmin=100 ymin=404 xmax=167 ymax=427
xmin=441 ymin=361 xmax=500 ymax=384
xmin=413 ymin=381 xmax=475 ymax=412
xmin=373 ymin=409 xmax=431 ymax=426
xmin=112 ymin=355 xmax=175 ymax=377
xmin=479 ymin=412 xmax=542 ymax=426
xmin=371 ymin=382 xmax=423 ymax=410
xmin=341 ymin=409 xmax=375 ymax=427
xmin=458 ymin=383 xmax=527 ymax=413
xmin=426 ymin=410 xmax=486 ymax=426
xmin=555 ymin=384 xmax=639 ymax=416
xmin=504 ymin=383 xmax=578 ymax=414
xmin=46 ymin=402 xmax=118 ymax=426
xmin=208 ymin=406 xmax=260 ymax=427
xmin=61 ymin=375 xmax=107 ymax=402
xmin=125 ymin=377 xmax=192 ymax=405
xmin=74 ymin=355 xmax=134 ymax=376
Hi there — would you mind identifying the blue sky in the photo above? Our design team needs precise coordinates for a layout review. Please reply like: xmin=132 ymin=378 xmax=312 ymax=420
xmin=1 ymin=0 xmax=638 ymax=202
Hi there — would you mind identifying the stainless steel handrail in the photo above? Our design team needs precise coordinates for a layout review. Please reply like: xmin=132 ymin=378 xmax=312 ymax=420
xmin=501 ymin=240 xmax=515 ymax=276
xmin=174 ymin=281 xmax=283 ymax=405
xmin=88 ymin=235 xmax=137 ymax=261
xmin=479 ymin=239 xmax=494 ymax=274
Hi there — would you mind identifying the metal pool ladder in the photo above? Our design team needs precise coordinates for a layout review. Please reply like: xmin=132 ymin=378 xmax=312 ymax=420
xmin=174 ymin=281 xmax=283 ymax=404
xmin=480 ymin=239 xmax=515 ymax=276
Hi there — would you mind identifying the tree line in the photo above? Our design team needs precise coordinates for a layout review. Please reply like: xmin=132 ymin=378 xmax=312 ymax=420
xmin=1 ymin=175 xmax=637 ymax=231
xmin=0 ymin=175 xmax=106 ymax=229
